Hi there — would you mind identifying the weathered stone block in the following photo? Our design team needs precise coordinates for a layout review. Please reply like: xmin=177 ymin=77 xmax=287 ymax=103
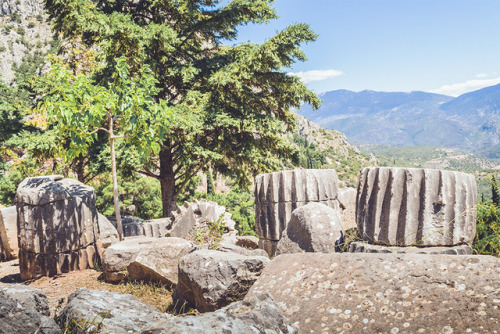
xmin=348 ymin=241 xmax=473 ymax=255
xmin=246 ymin=253 xmax=500 ymax=333
xmin=356 ymin=167 xmax=477 ymax=246
xmin=276 ymin=202 xmax=344 ymax=255
xmin=254 ymin=169 xmax=340 ymax=254
xmin=0 ymin=206 xmax=18 ymax=260
xmin=15 ymin=176 xmax=102 ymax=280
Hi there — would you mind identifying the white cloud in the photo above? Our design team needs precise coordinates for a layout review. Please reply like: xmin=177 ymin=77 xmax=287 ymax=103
xmin=475 ymin=73 xmax=489 ymax=78
xmin=429 ymin=76 xmax=500 ymax=97
xmin=289 ymin=69 xmax=344 ymax=83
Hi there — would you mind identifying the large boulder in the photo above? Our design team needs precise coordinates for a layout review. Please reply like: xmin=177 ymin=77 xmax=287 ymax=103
xmin=0 ymin=206 xmax=18 ymax=260
xmin=356 ymin=167 xmax=477 ymax=246
xmin=175 ymin=249 xmax=269 ymax=313
xmin=276 ymin=202 xmax=344 ymax=255
xmin=217 ymin=243 xmax=269 ymax=257
xmin=144 ymin=294 xmax=295 ymax=334
xmin=127 ymin=237 xmax=198 ymax=285
xmin=102 ymin=236 xmax=156 ymax=282
xmin=97 ymin=213 xmax=119 ymax=248
xmin=255 ymin=169 xmax=340 ymax=256
xmin=349 ymin=241 xmax=473 ymax=255
xmin=0 ymin=286 xmax=61 ymax=334
xmin=246 ymin=253 xmax=500 ymax=333
xmin=58 ymin=288 xmax=172 ymax=333
xmin=15 ymin=175 xmax=102 ymax=280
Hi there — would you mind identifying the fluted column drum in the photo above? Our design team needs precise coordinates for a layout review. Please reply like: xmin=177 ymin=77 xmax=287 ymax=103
xmin=255 ymin=169 xmax=340 ymax=254
xmin=356 ymin=167 xmax=477 ymax=246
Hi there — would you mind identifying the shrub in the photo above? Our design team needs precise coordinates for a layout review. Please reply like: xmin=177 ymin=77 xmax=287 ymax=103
xmin=473 ymin=202 xmax=500 ymax=257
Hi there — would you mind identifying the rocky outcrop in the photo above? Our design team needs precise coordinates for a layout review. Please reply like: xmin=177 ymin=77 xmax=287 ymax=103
xmin=127 ymin=237 xmax=198 ymax=285
xmin=175 ymin=249 xmax=269 ymax=313
xmin=144 ymin=294 xmax=295 ymax=334
xmin=255 ymin=169 xmax=340 ymax=256
xmin=0 ymin=285 xmax=61 ymax=334
xmin=97 ymin=213 xmax=119 ymax=248
xmin=348 ymin=241 xmax=473 ymax=255
xmin=356 ymin=167 xmax=477 ymax=246
xmin=58 ymin=288 xmax=172 ymax=333
xmin=0 ymin=206 xmax=17 ymax=260
xmin=246 ymin=253 xmax=500 ymax=333
xmin=276 ymin=202 xmax=344 ymax=255
xmin=102 ymin=236 xmax=156 ymax=283
xmin=15 ymin=176 xmax=102 ymax=280
xmin=0 ymin=0 xmax=42 ymax=16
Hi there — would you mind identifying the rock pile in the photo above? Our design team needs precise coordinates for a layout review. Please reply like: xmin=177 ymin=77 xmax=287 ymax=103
xmin=15 ymin=176 xmax=103 ymax=280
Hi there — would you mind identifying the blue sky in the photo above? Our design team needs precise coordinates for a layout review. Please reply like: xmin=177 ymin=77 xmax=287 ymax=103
xmin=231 ymin=0 xmax=500 ymax=96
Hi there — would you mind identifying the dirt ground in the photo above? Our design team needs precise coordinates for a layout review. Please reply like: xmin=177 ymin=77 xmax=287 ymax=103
xmin=0 ymin=259 xmax=173 ymax=317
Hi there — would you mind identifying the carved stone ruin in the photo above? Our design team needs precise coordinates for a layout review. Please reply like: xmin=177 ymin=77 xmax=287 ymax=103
xmin=356 ymin=167 xmax=477 ymax=246
xmin=15 ymin=175 xmax=102 ymax=280
xmin=254 ymin=169 xmax=340 ymax=256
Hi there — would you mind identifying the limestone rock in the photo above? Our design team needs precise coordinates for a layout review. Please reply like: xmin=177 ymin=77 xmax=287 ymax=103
xmin=337 ymin=187 xmax=357 ymax=230
xmin=15 ymin=176 xmax=102 ymax=280
xmin=0 ymin=0 xmax=43 ymax=16
xmin=58 ymin=288 xmax=172 ymax=333
xmin=175 ymin=249 xmax=269 ymax=313
xmin=97 ymin=213 xmax=119 ymax=248
xmin=127 ymin=237 xmax=198 ymax=285
xmin=143 ymin=294 xmax=295 ymax=334
xmin=217 ymin=243 xmax=269 ymax=257
xmin=276 ymin=202 xmax=344 ymax=255
xmin=108 ymin=216 xmax=172 ymax=238
xmin=170 ymin=199 xmax=236 ymax=241
xmin=348 ymin=241 xmax=473 ymax=254
xmin=0 ymin=286 xmax=61 ymax=334
xmin=0 ymin=206 xmax=18 ymax=260
xmin=102 ymin=236 xmax=156 ymax=282
xmin=246 ymin=253 xmax=500 ymax=333
xmin=234 ymin=235 xmax=259 ymax=249
xmin=255 ymin=169 xmax=340 ymax=255
xmin=356 ymin=167 xmax=477 ymax=246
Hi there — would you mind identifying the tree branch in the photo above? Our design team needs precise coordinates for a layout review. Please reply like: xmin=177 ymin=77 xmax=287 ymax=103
xmin=89 ymin=127 xmax=110 ymax=135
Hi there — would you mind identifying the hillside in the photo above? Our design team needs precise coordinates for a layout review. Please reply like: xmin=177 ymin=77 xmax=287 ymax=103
xmin=298 ymin=84 xmax=500 ymax=158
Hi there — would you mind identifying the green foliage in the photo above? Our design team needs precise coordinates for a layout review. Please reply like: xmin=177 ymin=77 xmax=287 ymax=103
xmin=194 ymin=186 xmax=256 ymax=236
xmin=45 ymin=0 xmax=321 ymax=216
xmin=10 ymin=13 xmax=21 ymax=23
xmin=195 ymin=213 xmax=226 ymax=250
xmin=491 ymin=175 xmax=500 ymax=206
xmin=16 ymin=26 xmax=25 ymax=36
xmin=28 ymin=22 xmax=36 ymax=28
xmin=206 ymin=171 xmax=215 ymax=196
xmin=94 ymin=175 xmax=163 ymax=220
xmin=474 ymin=202 xmax=500 ymax=257
xmin=292 ymin=134 xmax=327 ymax=169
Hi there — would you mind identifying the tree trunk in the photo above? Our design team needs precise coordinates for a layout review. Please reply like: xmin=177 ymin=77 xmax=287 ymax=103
xmin=109 ymin=121 xmax=124 ymax=241
xmin=159 ymin=147 xmax=177 ymax=218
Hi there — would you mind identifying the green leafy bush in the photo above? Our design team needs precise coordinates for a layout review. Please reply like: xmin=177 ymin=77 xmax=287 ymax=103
xmin=473 ymin=202 xmax=500 ymax=257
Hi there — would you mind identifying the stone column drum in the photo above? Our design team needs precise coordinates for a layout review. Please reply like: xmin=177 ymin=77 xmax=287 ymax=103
xmin=15 ymin=176 xmax=102 ymax=280
xmin=255 ymin=169 xmax=339 ymax=255
xmin=356 ymin=167 xmax=477 ymax=246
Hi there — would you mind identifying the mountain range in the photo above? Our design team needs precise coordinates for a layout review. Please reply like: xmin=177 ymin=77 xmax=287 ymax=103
xmin=297 ymin=84 xmax=500 ymax=158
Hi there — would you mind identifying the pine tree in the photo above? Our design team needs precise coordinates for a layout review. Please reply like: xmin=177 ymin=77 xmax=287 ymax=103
xmin=492 ymin=175 xmax=500 ymax=206
xmin=44 ymin=0 xmax=321 ymax=217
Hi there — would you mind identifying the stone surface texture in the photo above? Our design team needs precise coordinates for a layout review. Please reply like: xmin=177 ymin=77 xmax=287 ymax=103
xmin=143 ymin=294 xmax=295 ymax=334
xmin=276 ymin=202 xmax=344 ymax=255
xmin=356 ymin=167 xmax=477 ymax=246
xmin=0 ymin=206 xmax=18 ymax=260
xmin=170 ymin=199 xmax=236 ymax=241
xmin=246 ymin=253 xmax=500 ymax=333
xmin=337 ymin=187 xmax=357 ymax=230
xmin=97 ymin=213 xmax=119 ymax=248
xmin=175 ymin=249 xmax=270 ymax=313
xmin=59 ymin=288 xmax=172 ymax=333
xmin=102 ymin=236 xmax=156 ymax=282
xmin=255 ymin=169 xmax=340 ymax=255
xmin=234 ymin=235 xmax=259 ymax=249
xmin=127 ymin=237 xmax=198 ymax=285
xmin=349 ymin=241 xmax=473 ymax=255
xmin=0 ymin=286 xmax=61 ymax=334
xmin=108 ymin=216 xmax=172 ymax=238
xmin=217 ymin=243 xmax=269 ymax=257
xmin=15 ymin=176 xmax=102 ymax=280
